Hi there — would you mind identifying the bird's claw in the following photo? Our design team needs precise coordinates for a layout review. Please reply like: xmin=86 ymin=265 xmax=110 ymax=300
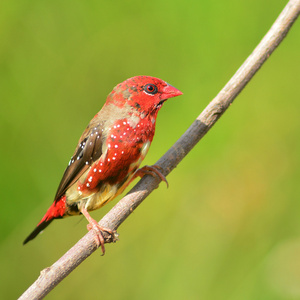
xmin=81 ymin=207 xmax=116 ymax=255
xmin=87 ymin=219 xmax=118 ymax=255
xmin=135 ymin=165 xmax=168 ymax=187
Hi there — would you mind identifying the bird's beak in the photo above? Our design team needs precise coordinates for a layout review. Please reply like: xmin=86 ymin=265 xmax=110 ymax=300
xmin=162 ymin=84 xmax=183 ymax=100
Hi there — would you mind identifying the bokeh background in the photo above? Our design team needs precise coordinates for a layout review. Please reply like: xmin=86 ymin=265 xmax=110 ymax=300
xmin=1 ymin=0 xmax=300 ymax=299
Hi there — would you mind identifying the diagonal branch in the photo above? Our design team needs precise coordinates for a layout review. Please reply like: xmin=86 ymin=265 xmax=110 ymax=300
xmin=19 ymin=0 xmax=300 ymax=299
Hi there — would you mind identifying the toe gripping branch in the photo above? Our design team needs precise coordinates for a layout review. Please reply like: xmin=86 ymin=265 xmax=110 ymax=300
xmin=133 ymin=165 xmax=169 ymax=187
xmin=81 ymin=207 xmax=118 ymax=255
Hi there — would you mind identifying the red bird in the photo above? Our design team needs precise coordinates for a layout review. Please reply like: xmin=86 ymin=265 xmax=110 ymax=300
xmin=23 ymin=76 xmax=182 ymax=253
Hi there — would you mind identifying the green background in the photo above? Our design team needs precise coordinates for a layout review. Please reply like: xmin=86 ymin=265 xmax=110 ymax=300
xmin=1 ymin=0 xmax=300 ymax=299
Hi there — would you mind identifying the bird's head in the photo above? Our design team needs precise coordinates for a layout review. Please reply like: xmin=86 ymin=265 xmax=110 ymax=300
xmin=106 ymin=76 xmax=182 ymax=117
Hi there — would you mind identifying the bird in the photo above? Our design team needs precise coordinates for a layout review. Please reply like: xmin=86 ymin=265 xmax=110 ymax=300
xmin=23 ymin=75 xmax=182 ymax=253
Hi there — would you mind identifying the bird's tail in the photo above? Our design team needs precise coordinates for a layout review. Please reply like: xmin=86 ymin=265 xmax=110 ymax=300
xmin=23 ymin=196 xmax=66 ymax=244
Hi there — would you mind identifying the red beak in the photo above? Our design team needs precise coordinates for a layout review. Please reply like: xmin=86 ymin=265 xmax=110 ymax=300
xmin=162 ymin=84 xmax=183 ymax=100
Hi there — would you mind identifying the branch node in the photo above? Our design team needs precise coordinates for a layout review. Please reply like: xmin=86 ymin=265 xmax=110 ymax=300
xmin=103 ymin=230 xmax=119 ymax=244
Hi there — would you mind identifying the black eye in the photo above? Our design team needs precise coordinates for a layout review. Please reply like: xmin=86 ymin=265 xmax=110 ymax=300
xmin=144 ymin=84 xmax=158 ymax=95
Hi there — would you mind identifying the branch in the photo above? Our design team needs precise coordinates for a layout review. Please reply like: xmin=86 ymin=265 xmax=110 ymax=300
xmin=19 ymin=1 xmax=300 ymax=299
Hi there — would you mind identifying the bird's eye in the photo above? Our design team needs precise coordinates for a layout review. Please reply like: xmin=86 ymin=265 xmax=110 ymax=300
xmin=144 ymin=84 xmax=158 ymax=95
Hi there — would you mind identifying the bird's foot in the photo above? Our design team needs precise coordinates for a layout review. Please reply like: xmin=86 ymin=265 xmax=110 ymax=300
xmin=86 ymin=221 xmax=115 ymax=255
xmin=134 ymin=165 xmax=168 ymax=187
xmin=81 ymin=207 xmax=115 ymax=255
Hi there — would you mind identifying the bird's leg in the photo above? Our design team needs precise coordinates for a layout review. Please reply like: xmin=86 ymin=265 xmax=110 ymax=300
xmin=132 ymin=165 xmax=168 ymax=187
xmin=80 ymin=207 xmax=113 ymax=255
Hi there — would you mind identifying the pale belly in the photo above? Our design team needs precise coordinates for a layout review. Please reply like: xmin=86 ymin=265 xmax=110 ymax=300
xmin=64 ymin=170 xmax=132 ymax=215
xmin=64 ymin=140 xmax=151 ymax=215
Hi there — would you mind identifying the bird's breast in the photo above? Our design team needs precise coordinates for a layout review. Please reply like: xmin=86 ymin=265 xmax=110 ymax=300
xmin=65 ymin=116 xmax=155 ymax=213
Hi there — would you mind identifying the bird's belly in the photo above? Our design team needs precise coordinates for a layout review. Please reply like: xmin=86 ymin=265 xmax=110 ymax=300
xmin=85 ymin=182 xmax=120 ymax=211
xmin=65 ymin=167 xmax=135 ymax=214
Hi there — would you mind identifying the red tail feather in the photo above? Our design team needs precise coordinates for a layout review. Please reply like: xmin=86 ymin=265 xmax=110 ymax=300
xmin=23 ymin=196 xmax=66 ymax=244
xmin=37 ymin=196 xmax=66 ymax=226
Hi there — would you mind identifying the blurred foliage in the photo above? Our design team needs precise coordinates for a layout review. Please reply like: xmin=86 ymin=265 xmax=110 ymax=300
xmin=1 ymin=0 xmax=300 ymax=299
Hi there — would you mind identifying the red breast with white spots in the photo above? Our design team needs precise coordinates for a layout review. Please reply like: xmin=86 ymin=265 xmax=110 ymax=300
xmin=80 ymin=116 xmax=154 ymax=191
xmin=69 ymin=117 xmax=152 ymax=212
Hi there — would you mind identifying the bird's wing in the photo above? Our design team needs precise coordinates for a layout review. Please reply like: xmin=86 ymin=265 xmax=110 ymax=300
xmin=54 ymin=120 xmax=104 ymax=201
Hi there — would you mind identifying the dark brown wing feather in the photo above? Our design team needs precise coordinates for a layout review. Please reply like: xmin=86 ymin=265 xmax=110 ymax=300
xmin=54 ymin=120 xmax=104 ymax=201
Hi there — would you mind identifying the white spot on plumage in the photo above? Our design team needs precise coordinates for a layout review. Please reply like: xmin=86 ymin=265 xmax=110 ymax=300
xmin=86 ymin=183 xmax=90 ymax=187
xmin=88 ymin=176 xmax=93 ymax=182
xmin=99 ymin=169 xmax=102 ymax=172
xmin=94 ymin=168 xmax=97 ymax=172
xmin=112 ymin=157 xmax=116 ymax=160
xmin=115 ymin=145 xmax=118 ymax=148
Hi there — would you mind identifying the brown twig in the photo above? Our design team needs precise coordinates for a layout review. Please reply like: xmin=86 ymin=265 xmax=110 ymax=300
xmin=19 ymin=0 xmax=300 ymax=299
